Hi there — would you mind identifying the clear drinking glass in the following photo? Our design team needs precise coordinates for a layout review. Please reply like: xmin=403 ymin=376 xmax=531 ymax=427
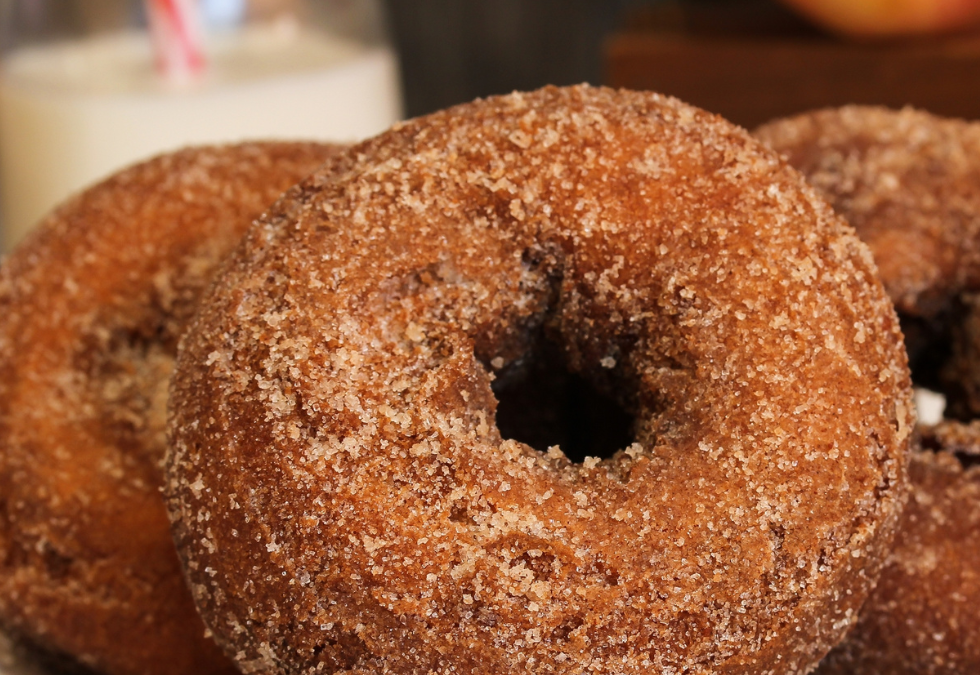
xmin=0 ymin=0 xmax=402 ymax=250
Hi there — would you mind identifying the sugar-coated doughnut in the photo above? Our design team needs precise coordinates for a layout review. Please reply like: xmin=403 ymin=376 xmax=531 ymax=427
xmin=167 ymin=86 xmax=912 ymax=674
xmin=755 ymin=106 xmax=980 ymax=418
xmin=756 ymin=106 xmax=980 ymax=675
xmin=0 ymin=142 xmax=339 ymax=675
xmin=816 ymin=422 xmax=980 ymax=675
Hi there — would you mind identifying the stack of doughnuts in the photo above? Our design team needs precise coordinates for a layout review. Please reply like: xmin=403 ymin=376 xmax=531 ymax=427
xmin=0 ymin=86 xmax=919 ymax=674
xmin=0 ymin=142 xmax=339 ymax=675
xmin=757 ymin=106 xmax=980 ymax=675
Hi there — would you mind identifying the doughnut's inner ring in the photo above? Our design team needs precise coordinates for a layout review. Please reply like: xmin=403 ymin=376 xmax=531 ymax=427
xmin=491 ymin=338 xmax=635 ymax=462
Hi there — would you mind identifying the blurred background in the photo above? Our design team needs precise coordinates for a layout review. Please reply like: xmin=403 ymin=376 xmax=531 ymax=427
xmin=1 ymin=0 xmax=980 ymax=251
xmin=388 ymin=0 xmax=980 ymax=124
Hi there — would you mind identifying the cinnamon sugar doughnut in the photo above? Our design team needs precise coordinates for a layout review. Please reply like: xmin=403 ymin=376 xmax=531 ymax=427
xmin=0 ymin=142 xmax=339 ymax=675
xmin=754 ymin=106 xmax=980 ymax=418
xmin=816 ymin=422 xmax=980 ymax=675
xmin=755 ymin=106 xmax=980 ymax=675
xmin=167 ymin=86 xmax=912 ymax=674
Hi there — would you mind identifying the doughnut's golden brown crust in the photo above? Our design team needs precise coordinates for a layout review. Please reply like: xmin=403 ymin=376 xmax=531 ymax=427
xmin=816 ymin=423 xmax=980 ymax=675
xmin=0 ymin=142 xmax=338 ymax=675
xmin=754 ymin=106 xmax=980 ymax=320
xmin=756 ymin=106 xmax=980 ymax=675
xmin=755 ymin=107 xmax=980 ymax=418
xmin=167 ymin=86 xmax=912 ymax=674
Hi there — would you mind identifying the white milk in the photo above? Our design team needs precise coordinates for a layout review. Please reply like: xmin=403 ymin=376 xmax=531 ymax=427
xmin=0 ymin=22 xmax=402 ymax=249
xmin=914 ymin=387 xmax=946 ymax=425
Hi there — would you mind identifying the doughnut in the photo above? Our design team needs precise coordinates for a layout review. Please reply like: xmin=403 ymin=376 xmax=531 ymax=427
xmin=754 ymin=106 xmax=980 ymax=418
xmin=816 ymin=422 xmax=980 ymax=675
xmin=755 ymin=106 xmax=980 ymax=674
xmin=0 ymin=142 xmax=339 ymax=675
xmin=166 ymin=86 xmax=913 ymax=674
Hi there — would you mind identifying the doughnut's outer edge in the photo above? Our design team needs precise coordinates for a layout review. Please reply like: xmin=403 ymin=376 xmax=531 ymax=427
xmin=756 ymin=104 xmax=980 ymax=423
xmin=757 ymin=106 xmax=980 ymax=675
xmin=0 ymin=142 xmax=340 ymax=675
xmin=817 ymin=423 xmax=980 ymax=675
xmin=167 ymin=85 xmax=913 ymax=675
xmin=754 ymin=105 xmax=980 ymax=321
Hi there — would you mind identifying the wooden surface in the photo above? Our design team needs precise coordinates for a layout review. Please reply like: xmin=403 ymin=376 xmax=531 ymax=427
xmin=606 ymin=2 xmax=980 ymax=128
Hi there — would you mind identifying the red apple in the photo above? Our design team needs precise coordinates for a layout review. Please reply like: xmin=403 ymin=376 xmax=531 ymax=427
xmin=778 ymin=0 xmax=980 ymax=36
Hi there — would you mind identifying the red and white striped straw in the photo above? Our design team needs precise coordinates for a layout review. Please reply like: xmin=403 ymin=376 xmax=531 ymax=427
xmin=146 ymin=0 xmax=206 ymax=84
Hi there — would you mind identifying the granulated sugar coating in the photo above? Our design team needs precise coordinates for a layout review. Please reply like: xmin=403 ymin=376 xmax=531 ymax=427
xmin=0 ymin=142 xmax=338 ymax=675
xmin=758 ymin=108 xmax=980 ymax=673
xmin=167 ymin=86 xmax=912 ymax=674
xmin=817 ymin=421 xmax=980 ymax=675
xmin=755 ymin=107 xmax=980 ymax=419
xmin=755 ymin=106 xmax=980 ymax=320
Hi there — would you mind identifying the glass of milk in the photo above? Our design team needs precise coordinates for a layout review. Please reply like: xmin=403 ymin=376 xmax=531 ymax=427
xmin=0 ymin=0 xmax=403 ymax=251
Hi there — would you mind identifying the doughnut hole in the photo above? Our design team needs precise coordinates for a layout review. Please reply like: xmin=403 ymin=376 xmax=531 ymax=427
xmin=940 ymin=293 xmax=980 ymax=420
xmin=80 ymin=323 xmax=176 ymax=469
xmin=955 ymin=450 xmax=980 ymax=470
xmin=900 ymin=314 xmax=953 ymax=395
xmin=897 ymin=295 xmax=980 ymax=424
xmin=491 ymin=338 xmax=635 ymax=464
xmin=888 ymin=293 xmax=980 ymax=423
xmin=918 ymin=422 xmax=980 ymax=469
